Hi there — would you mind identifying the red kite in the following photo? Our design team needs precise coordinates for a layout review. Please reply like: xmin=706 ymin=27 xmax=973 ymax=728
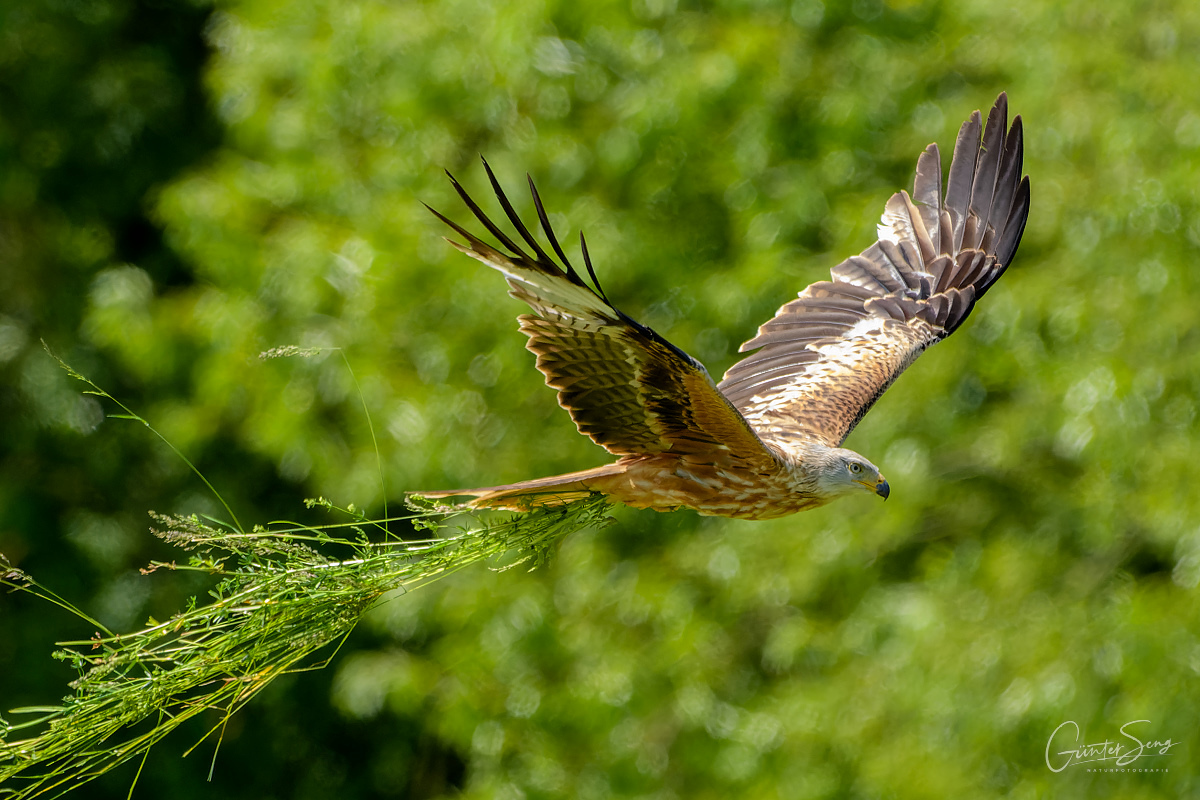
xmin=420 ymin=94 xmax=1029 ymax=519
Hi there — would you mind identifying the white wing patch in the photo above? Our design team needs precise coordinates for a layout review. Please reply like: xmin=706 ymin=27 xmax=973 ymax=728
xmin=446 ymin=241 xmax=617 ymax=324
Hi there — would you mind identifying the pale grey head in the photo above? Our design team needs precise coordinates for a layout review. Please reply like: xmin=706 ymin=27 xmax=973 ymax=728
xmin=810 ymin=446 xmax=890 ymax=502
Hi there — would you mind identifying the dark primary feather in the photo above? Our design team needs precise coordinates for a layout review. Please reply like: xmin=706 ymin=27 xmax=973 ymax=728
xmin=429 ymin=159 xmax=777 ymax=470
xmin=718 ymin=92 xmax=1030 ymax=448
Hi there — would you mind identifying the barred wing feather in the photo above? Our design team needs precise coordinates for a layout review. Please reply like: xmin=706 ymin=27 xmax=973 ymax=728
xmin=718 ymin=92 xmax=1030 ymax=449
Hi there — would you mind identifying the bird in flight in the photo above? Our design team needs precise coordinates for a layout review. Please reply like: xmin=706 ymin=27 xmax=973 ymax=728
xmin=419 ymin=94 xmax=1029 ymax=519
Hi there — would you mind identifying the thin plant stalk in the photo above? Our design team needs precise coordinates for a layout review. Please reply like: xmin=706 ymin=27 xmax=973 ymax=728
xmin=0 ymin=350 xmax=614 ymax=798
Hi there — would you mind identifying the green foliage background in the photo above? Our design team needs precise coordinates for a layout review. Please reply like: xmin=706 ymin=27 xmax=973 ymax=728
xmin=2 ymin=0 xmax=1198 ymax=797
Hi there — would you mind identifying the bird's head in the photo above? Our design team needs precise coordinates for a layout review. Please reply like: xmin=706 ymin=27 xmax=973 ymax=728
xmin=815 ymin=447 xmax=890 ymax=501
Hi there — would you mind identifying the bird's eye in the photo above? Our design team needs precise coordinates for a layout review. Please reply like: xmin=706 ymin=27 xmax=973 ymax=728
xmin=849 ymin=462 xmax=863 ymax=474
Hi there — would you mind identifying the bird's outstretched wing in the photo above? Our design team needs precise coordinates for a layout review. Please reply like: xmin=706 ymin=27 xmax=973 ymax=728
xmin=718 ymin=93 xmax=1030 ymax=449
xmin=427 ymin=159 xmax=778 ymax=472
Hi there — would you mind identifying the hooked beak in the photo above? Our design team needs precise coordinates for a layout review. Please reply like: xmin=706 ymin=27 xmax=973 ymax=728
xmin=875 ymin=477 xmax=890 ymax=500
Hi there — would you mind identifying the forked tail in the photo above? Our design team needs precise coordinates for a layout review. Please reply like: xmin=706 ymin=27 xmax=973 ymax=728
xmin=413 ymin=462 xmax=626 ymax=511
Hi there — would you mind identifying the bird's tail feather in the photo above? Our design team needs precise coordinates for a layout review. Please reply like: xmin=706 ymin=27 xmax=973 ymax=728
xmin=413 ymin=463 xmax=626 ymax=511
